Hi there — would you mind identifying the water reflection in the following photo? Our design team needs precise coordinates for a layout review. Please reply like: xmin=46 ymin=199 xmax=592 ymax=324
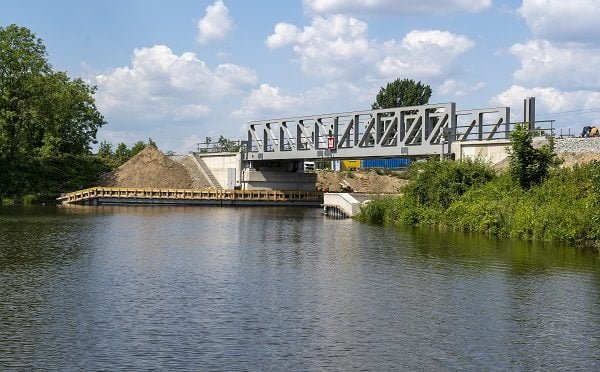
xmin=0 ymin=205 xmax=598 ymax=370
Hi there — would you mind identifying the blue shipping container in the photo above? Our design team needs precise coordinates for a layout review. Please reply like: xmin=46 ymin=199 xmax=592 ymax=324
xmin=361 ymin=158 xmax=412 ymax=169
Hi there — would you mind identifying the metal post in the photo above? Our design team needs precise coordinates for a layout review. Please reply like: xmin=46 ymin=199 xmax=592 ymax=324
xmin=524 ymin=97 xmax=535 ymax=132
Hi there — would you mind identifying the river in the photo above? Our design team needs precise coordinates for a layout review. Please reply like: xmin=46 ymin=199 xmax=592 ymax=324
xmin=1 ymin=205 xmax=599 ymax=370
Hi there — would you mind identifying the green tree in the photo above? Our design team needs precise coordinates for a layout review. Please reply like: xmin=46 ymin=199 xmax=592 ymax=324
xmin=509 ymin=123 xmax=559 ymax=189
xmin=217 ymin=135 xmax=240 ymax=152
xmin=97 ymin=140 xmax=113 ymax=158
xmin=0 ymin=25 xmax=106 ymax=200
xmin=130 ymin=140 xmax=146 ymax=157
xmin=114 ymin=143 xmax=130 ymax=164
xmin=0 ymin=25 xmax=105 ymax=157
xmin=372 ymin=78 xmax=432 ymax=110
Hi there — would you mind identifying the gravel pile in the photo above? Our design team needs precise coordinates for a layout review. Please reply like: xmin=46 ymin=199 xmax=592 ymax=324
xmin=554 ymin=137 xmax=600 ymax=153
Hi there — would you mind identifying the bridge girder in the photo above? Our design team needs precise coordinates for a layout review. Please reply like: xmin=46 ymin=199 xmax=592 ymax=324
xmin=246 ymin=103 xmax=510 ymax=161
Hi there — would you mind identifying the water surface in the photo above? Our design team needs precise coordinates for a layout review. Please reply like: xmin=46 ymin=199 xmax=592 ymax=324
xmin=1 ymin=206 xmax=599 ymax=370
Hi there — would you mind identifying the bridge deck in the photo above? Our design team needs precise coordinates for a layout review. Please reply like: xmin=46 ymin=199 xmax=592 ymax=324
xmin=58 ymin=187 xmax=323 ymax=206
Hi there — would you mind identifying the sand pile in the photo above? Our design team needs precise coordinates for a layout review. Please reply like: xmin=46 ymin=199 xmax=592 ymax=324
xmin=317 ymin=169 xmax=407 ymax=193
xmin=99 ymin=146 xmax=194 ymax=188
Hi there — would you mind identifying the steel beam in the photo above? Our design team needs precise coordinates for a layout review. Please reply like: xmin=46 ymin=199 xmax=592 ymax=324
xmin=246 ymin=103 xmax=459 ymax=160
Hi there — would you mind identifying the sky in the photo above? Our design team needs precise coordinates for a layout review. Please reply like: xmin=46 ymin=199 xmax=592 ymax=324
xmin=2 ymin=0 xmax=600 ymax=153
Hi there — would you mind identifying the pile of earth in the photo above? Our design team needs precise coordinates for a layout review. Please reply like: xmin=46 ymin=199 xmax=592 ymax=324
xmin=316 ymin=169 xmax=407 ymax=194
xmin=98 ymin=145 xmax=194 ymax=188
xmin=558 ymin=152 xmax=600 ymax=167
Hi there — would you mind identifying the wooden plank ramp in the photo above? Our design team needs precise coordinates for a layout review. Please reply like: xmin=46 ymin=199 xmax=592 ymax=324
xmin=57 ymin=187 xmax=323 ymax=206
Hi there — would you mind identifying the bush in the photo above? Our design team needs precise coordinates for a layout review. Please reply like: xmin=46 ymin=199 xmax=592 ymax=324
xmin=444 ymin=175 xmax=522 ymax=236
xmin=509 ymin=123 xmax=559 ymax=189
xmin=402 ymin=157 xmax=495 ymax=211
xmin=357 ymin=155 xmax=600 ymax=248
xmin=359 ymin=158 xmax=496 ymax=227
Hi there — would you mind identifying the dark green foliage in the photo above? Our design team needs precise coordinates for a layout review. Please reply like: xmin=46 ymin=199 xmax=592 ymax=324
xmin=130 ymin=141 xmax=146 ymax=157
xmin=0 ymin=25 xmax=105 ymax=157
xmin=114 ymin=143 xmax=131 ymax=164
xmin=444 ymin=175 xmax=521 ymax=236
xmin=359 ymin=158 xmax=600 ymax=248
xmin=0 ymin=25 xmax=107 ymax=201
xmin=95 ymin=139 xmax=154 ymax=168
xmin=359 ymin=158 xmax=495 ymax=226
xmin=97 ymin=140 xmax=113 ymax=158
xmin=0 ymin=154 xmax=113 ymax=202
xmin=402 ymin=158 xmax=495 ymax=210
xmin=372 ymin=78 xmax=432 ymax=110
xmin=509 ymin=123 xmax=559 ymax=189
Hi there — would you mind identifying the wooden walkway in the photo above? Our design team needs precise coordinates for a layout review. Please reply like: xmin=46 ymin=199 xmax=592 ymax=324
xmin=57 ymin=187 xmax=323 ymax=206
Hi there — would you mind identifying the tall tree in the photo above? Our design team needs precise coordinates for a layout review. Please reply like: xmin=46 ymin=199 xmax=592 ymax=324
xmin=0 ymin=24 xmax=105 ymax=157
xmin=0 ymin=25 xmax=106 ymax=199
xmin=372 ymin=78 xmax=432 ymax=110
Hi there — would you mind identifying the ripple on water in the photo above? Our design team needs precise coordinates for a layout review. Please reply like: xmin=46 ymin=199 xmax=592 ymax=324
xmin=0 ymin=206 xmax=599 ymax=370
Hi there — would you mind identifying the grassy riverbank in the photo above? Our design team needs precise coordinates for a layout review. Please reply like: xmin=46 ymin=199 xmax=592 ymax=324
xmin=358 ymin=158 xmax=600 ymax=248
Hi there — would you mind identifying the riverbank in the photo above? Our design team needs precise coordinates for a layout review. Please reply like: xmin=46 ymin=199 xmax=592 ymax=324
xmin=358 ymin=157 xmax=600 ymax=250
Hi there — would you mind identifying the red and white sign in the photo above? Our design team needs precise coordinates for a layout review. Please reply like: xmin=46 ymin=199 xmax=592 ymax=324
xmin=327 ymin=136 xmax=335 ymax=150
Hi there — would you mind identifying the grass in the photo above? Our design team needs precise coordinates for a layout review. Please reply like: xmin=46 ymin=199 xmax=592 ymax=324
xmin=358 ymin=159 xmax=600 ymax=248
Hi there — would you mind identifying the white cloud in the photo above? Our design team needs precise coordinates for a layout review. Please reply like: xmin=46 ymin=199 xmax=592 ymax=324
xmin=510 ymin=40 xmax=600 ymax=91
xmin=377 ymin=30 xmax=475 ymax=79
xmin=519 ymin=0 xmax=600 ymax=43
xmin=95 ymin=45 xmax=257 ymax=122
xmin=266 ymin=15 xmax=370 ymax=78
xmin=266 ymin=23 xmax=301 ymax=49
xmin=437 ymin=79 xmax=485 ymax=97
xmin=303 ymin=0 xmax=491 ymax=14
xmin=197 ymin=0 xmax=233 ymax=44
xmin=491 ymin=85 xmax=600 ymax=115
xmin=232 ymin=84 xmax=303 ymax=119
xmin=266 ymin=15 xmax=474 ymax=81
xmin=232 ymin=81 xmax=375 ymax=121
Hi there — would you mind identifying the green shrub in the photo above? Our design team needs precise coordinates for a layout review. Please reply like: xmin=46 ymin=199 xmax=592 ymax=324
xmin=444 ymin=175 xmax=521 ymax=236
xmin=357 ymin=155 xmax=600 ymax=248
xmin=400 ymin=158 xmax=495 ymax=219
xmin=509 ymin=123 xmax=559 ymax=189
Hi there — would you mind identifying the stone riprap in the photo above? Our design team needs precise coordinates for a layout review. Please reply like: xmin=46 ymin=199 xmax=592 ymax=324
xmin=554 ymin=137 xmax=600 ymax=153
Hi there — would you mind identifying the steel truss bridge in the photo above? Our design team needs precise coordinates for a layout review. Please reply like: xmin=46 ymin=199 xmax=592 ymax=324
xmin=246 ymin=102 xmax=512 ymax=161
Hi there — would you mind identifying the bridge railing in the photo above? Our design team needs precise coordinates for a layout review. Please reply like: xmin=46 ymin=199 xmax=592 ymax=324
xmin=453 ymin=119 xmax=555 ymax=142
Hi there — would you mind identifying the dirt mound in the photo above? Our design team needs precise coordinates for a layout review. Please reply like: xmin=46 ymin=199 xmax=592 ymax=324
xmin=177 ymin=156 xmax=212 ymax=188
xmin=558 ymin=152 xmax=600 ymax=167
xmin=99 ymin=146 xmax=194 ymax=188
xmin=317 ymin=170 xmax=407 ymax=194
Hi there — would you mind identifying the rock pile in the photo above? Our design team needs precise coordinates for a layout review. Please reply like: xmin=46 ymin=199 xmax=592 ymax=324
xmin=554 ymin=137 xmax=600 ymax=167
xmin=554 ymin=137 xmax=600 ymax=153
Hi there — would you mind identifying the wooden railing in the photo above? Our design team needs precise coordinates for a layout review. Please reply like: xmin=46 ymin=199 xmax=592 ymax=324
xmin=57 ymin=187 xmax=323 ymax=205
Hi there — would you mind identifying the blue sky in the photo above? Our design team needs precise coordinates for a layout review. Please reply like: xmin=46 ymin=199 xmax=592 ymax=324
xmin=2 ymin=0 xmax=599 ymax=152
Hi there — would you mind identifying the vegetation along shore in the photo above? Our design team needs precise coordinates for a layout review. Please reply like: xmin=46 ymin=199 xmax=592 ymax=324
xmin=358 ymin=124 xmax=600 ymax=249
